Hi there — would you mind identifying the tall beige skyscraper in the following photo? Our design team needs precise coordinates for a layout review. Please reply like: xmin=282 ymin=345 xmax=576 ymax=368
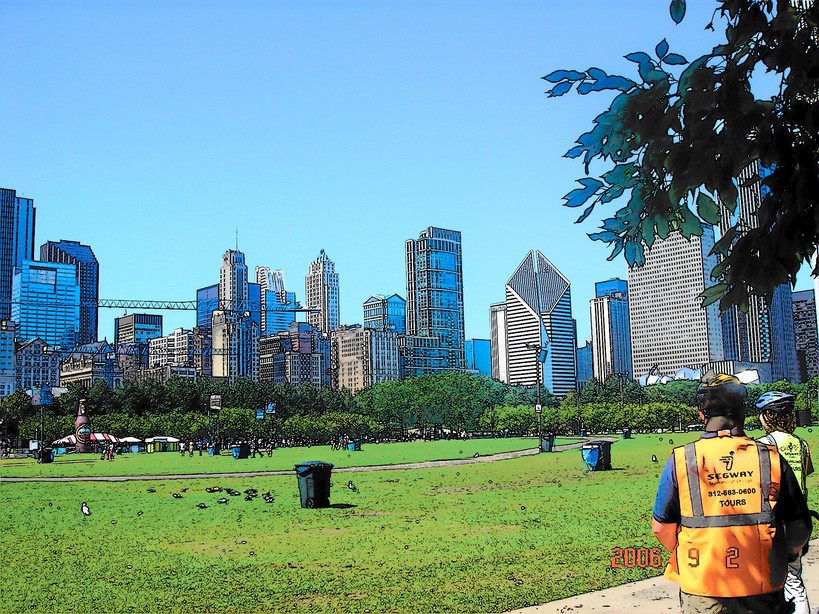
xmin=628 ymin=229 xmax=724 ymax=377
xmin=305 ymin=250 xmax=339 ymax=334
xmin=212 ymin=250 xmax=258 ymax=382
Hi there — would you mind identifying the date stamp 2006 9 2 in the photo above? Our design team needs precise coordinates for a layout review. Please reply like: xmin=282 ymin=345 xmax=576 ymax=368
xmin=610 ymin=547 xmax=665 ymax=569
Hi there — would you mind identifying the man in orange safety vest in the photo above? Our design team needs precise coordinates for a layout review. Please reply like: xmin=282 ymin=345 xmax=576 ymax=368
xmin=652 ymin=374 xmax=811 ymax=613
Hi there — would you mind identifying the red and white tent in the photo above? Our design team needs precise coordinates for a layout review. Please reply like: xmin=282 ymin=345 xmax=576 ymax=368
xmin=52 ymin=433 xmax=122 ymax=445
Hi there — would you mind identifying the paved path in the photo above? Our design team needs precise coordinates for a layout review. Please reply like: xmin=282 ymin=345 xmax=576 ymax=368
xmin=507 ymin=539 xmax=819 ymax=613
xmin=0 ymin=437 xmax=617 ymax=482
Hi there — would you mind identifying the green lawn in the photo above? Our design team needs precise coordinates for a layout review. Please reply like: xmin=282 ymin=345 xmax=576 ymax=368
xmin=2 ymin=429 xmax=816 ymax=612
xmin=0 ymin=437 xmax=538 ymax=478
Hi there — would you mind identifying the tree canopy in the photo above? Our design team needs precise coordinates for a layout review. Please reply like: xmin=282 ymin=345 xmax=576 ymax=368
xmin=545 ymin=0 xmax=818 ymax=310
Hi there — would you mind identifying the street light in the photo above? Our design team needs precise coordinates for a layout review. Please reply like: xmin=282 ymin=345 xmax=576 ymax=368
xmin=613 ymin=372 xmax=630 ymax=437
xmin=524 ymin=342 xmax=549 ymax=452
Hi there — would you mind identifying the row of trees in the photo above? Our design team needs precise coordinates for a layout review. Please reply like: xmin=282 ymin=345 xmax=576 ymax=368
xmin=5 ymin=373 xmax=818 ymax=445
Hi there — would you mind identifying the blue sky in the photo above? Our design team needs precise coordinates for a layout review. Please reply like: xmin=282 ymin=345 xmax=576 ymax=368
xmin=1 ymin=0 xmax=813 ymax=344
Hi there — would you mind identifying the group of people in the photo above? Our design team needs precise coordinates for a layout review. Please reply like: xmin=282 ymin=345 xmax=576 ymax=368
xmin=654 ymin=374 xmax=815 ymax=613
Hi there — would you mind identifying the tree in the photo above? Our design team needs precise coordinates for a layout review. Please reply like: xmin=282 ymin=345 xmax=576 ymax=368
xmin=546 ymin=0 xmax=818 ymax=310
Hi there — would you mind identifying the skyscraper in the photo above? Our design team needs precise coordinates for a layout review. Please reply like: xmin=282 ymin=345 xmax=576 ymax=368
xmin=464 ymin=339 xmax=491 ymax=376
xmin=719 ymin=161 xmax=800 ymax=381
xmin=114 ymin=312 xmax=162 ymax=378
xmin=404 ymin=226 xmax=465 ymax=376
xmin=493 ymin=250 xmax=576 ymax=396
xmin=0 ymin=188 xmax=35 ymax=320
xmin=628 ymin=229 xmax=724 ymax=377
xmin=40 ymin=240 xmax=99 ymax=344
xmin=256 ymin=266 xmax=297 ymax=335
xmin=330 ymin=324 xmax=400 ymax=394
xmin=590 ymin=278 xmax=632 ymax=381
xmin=212 ymin=250 xmax=258 ymax=381
xmin=12 ymin=260 xmax=80 ymax=349
xmin=305 ymin=250 xmax=340 ymax=334
xmin=363 ymin=294 xmax=406 ymax=333
xmin=114 ymin=313 xmax=163 ymax=346
xmin=792 ymin=289 xmax=818 ymax=382
xmin=489 ymin=302 xmax=508 ymax=382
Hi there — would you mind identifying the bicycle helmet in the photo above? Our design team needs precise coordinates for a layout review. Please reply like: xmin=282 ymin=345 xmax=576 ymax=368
xmin=755 ymin=391 xmax=796 ymax=414
xmin=696 ymin=373 xmax=747 ymax=418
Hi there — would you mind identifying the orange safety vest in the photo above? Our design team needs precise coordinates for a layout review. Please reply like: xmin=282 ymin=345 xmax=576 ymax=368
xmin=665 ymin=433 xmax=788 ymax=597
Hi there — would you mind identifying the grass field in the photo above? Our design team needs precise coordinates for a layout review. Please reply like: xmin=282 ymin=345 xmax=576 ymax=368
xmin=2 ymin=430 xmax=817 ymax=612
xmin=0 ymin=437 xmax=548 ymax=478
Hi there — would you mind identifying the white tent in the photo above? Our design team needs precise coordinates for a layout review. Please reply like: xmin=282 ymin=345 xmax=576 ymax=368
xmin=145 ymin=436 xmax=180 ymax=443
xmin=53 ymin=433 xmax=122 ymax=445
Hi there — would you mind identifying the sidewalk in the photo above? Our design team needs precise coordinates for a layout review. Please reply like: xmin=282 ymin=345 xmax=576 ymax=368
xmin=509 ymin=538 xmax=819 ymax=613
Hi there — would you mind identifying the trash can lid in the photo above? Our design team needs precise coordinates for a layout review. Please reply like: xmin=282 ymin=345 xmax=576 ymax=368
xmin=295 ymin=461 xmax=334 ymax=469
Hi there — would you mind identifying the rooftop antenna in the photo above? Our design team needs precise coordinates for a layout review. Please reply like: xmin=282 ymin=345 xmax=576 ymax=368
xmin=235 ymin=228 xmax=239 ymax=251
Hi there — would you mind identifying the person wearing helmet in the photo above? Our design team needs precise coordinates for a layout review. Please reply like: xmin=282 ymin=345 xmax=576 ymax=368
xmin=652 ymin=374 xmax=812 ymax=613
xmin=756 ymin=390 xmax=815 ymax=614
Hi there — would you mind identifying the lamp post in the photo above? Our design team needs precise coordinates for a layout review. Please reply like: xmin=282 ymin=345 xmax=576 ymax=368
xmin=613 ymin=372 xmax=630 ymax=435
xmin=525 ymin=342 xmax=549 ymax=452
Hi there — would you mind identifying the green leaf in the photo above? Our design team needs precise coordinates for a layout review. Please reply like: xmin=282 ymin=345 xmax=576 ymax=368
xmin=548 ymin=81 xmax=573 ymax=97
xmin=563 ymin=178 xmax=603 ymax=208
xmin=564 ymin=146 xmax=584 ymax=159
xmin=624 ymin=239 xmax=645 ymax=267
xmin=588 ymin=231 xmax=618 ymax=243
xmin=662 ymin=53 xmax=688 ymax=65
xmin=696 ymin=192 xmax=721 ymax=225
xmin=575 ymin=202 xmax=597 ymax=224
xmin=678 ymin=207 xmax=704 ymax=237
xmin=700 ymin=282 xmax=727 ymax=308
xmin=602 ymin=217 xmax=627 ymax=233
xmin=670 ymin=0 xmax=686 ymax=24
xmin=542 ymin=69 xmax=586 ymax=83
xmin=656 ymin=216 xmax=670 ymax=239
xmin=655 ymin=39 xmax=669 ymax=60
xmin=577 ymin=75 xmax=636 ymax=94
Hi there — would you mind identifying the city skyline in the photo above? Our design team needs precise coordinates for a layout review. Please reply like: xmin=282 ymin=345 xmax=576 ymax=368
xmin=1 ymin=1 xmax=815 ymax=347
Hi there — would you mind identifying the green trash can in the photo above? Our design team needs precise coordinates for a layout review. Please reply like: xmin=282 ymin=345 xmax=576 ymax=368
xmin=295 ymin=461 xmax=334 ymax=508
xmin=540 ymin=433 xmax=556 ymax=452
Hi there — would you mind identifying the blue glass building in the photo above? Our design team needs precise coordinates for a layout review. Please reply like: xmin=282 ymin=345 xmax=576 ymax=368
xmin=197 ymin=282 xmax=261 ymax=333
xmin=40 ymin=240 xmax=99 ymax=344
xmin=264 ymin=289 xmax=297 ymax=336
xmin=404 ymin=227 xmax=465 ymax=376
xmin=590 ymin=278 xmax=632 ymax=381
xmin=12 ymin=259 xmax=80 ymax=349
xmin=0 ymin=189 xmax=35 ymax=320
xmin=464 ymin=339 xmax=491 ymax=376
xmin=363 ymin=294 xmax=406 ymax=334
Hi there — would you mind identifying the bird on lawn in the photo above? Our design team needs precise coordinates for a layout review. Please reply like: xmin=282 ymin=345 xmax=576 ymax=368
xmin=651 ymin=455 xmax=658 ymax=463
xmin=217 ymin=498 xmax=229 ymax=504
xmin=81 ymin=502 xmax=91 ymax=516
xmin=196 ymin=503 xmax=208 ymax=509
xmin=147 ymin=488 xmax=156 ymax=493
xmin=668 ymin=439 xmax=674 ymax=445
xmin=347 ymin=480 xmax=358 ymax=492
xmin=172 ymin=493 xmax=183 ymax=499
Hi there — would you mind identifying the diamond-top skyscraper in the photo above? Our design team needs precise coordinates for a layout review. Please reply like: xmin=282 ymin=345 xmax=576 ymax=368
xmin=493 ymin=250 xmax=576 ymax=396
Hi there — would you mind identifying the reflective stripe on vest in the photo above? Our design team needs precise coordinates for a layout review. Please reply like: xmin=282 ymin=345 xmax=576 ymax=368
xmin=665 ymin=436 xmax=786 ymax=597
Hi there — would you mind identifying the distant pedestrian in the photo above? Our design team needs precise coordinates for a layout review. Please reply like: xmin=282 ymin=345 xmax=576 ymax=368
xmin=189 ymin=440 xmax=195 ymax=457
